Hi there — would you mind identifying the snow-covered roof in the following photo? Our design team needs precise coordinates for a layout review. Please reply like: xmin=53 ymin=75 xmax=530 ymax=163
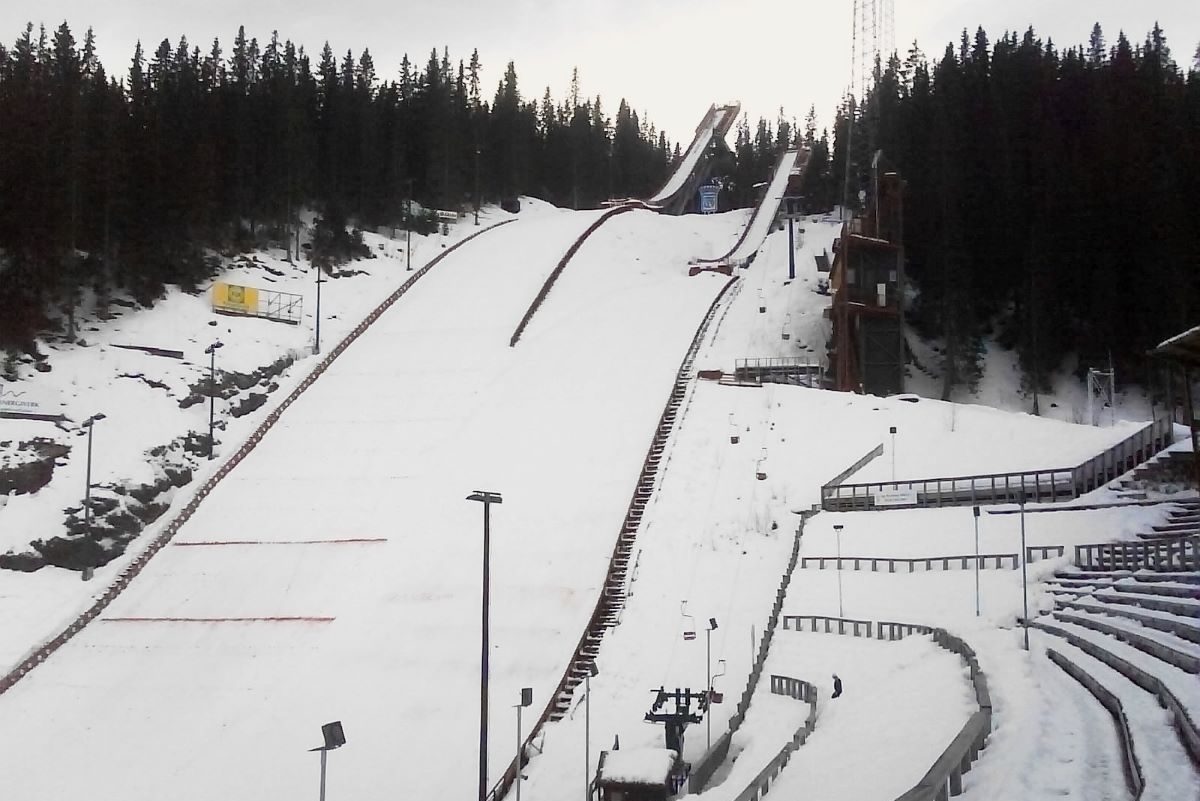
xmin=1151 ymin=324 xmax=1200 ymax=366
xmin=598 ymin=748 xmax=677 ymax=786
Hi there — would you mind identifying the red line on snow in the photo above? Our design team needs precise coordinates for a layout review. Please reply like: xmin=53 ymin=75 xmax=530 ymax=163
xmin=101 ymin=616 xmax=335 ymax=623
xmin=173 ymin=538 xmax=388 ymax=546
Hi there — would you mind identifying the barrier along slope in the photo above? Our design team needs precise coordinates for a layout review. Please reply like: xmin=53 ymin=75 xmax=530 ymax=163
xmin=509 ymin=201 xmax=650 ymax=347
xmin=0 ymin=222 xmax=516 ymax=698
xmin=486 ymin=275 xmax=742 ymax=801
xmin=646 ymin=103 xmax=740 ymax=214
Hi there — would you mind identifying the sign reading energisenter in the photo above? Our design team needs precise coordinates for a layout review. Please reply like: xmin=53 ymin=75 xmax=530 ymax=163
xmin=0 ymin=380 xmax=64 ymax=419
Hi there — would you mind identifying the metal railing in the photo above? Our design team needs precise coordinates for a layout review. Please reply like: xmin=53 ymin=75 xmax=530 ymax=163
xmin=733 ymin=357 xmax=822 ymax=386
xmin=822 ymin=418 xmax=1175 ymax=512
xmin=799 ymin=554 xmax=1020 ymax=572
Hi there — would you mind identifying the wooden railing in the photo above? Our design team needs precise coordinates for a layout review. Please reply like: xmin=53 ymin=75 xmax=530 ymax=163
xmin=0 ymin=220 xmax=515 ymax=697
xmin=687 ymin=515 xmax=813 ymax=794
xmin=822 ymin=418 xmax=1175 ymax=512
xmin=1074 ymin=536 xmax=1199 ymax=571
xmin=778 ymin=616 xmax=993 ymax=801
xmin=797 ymin=546 xmax=1065 ymax=572
xmin=728 ymin=675 xmax=819 ymax=801
xmin=1033 ymin=619 xmax=1200 ymax=765
xmin=1044 ymin=648 xmax=1144 ymax=798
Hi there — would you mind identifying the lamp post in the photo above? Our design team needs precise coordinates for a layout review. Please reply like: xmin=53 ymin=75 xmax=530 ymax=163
xmin=973 ymin=505 xmax=981 ymax=617
xmin=889 ymin=426 xmax=897 ymax=482
xmin=467 ymin=490 xmax=503 ymax=801
xmin=515 ymin=688 xmax=533 ymax=801
xmin=833 ymin=524 xmax=844 ymax=617
xmin=308 ymin=721 xmax=346 ymax=801
xmin=1019 ymin=493 xmax=1030 ymax=651
xmin=585 ymin=662 xmax=598 ymax=801
xmin=204 ymin=341 xmax=224 ymax=460
xmin=706 ymin=617 xmax=719 ymax=750
xmin=406 ymin=178 xmax=415 ymax=271
xmin=314 ymin=266 xmax=325 ymax=355
xmin=475 ymin=147 xmax=482 ymax=226
xmin=81 ymin=413 xmax=106 ymax=544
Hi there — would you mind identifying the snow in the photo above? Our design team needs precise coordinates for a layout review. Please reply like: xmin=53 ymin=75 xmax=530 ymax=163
xmin=0 ymin=193 xmax=1192 ymax=801
xmin=599 ymin=748 xmax=676 ymax=785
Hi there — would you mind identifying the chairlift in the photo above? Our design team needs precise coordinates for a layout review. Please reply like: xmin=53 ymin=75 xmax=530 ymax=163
xmin=756 ymin=447 xmax=768 ymax=481
xmin=729 ymin=413 xmax=739 ymax=444
xmin=680 ymin=601 xmax=697 ymax=641
xmin=710 ymin=659 xmax=727 ymax=704
xmin=757 ymin=289 xmax=766 ymax=313
xmin=781 ymin=313 xmax=792 ymax=341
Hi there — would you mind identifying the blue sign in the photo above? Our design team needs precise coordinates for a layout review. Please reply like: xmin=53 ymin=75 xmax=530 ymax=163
xmin=699 ymin=184 xmax=720 ymax=214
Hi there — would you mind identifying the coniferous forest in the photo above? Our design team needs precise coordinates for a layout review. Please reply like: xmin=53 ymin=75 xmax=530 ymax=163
xmin=836 ymin=24 xmax=1200 ymax=396
xmin=1 ymin=19 xmax=1198 ymax=402
xmin=0 ymin=22 xmax=684 ymax=346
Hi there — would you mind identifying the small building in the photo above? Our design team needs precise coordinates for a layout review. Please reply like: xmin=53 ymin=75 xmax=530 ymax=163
xmin=595 ymin=748 xmax=679 ymax=801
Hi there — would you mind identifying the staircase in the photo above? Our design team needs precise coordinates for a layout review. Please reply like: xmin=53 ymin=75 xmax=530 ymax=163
xmin=486 ymin=276 xmax=741 ymax=801
xmin=1112 ymin=448 xmax=1197 ymax=499
xmin=1032 ymin=537 xmax=1200 ymax=796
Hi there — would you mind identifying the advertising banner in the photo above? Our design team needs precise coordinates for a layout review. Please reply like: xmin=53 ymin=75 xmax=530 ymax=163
xmin=0 ymin=380 xmax=64 ymax=419
xmin=699 ymin=184 xmax=720 ymax=214
xmin=212 ymin=283 xmax=260 ymax=316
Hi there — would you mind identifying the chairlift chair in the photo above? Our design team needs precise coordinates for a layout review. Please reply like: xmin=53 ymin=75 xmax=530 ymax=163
xmin=729 ymin=413 xmax=739 ymax=444
xmin=680 ymin=601 xmax=697 ymax=640
xmin=756 ymin=447 xmax=768 ymax=481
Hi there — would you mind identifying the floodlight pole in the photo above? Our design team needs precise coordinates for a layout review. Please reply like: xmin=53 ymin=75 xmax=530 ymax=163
xmin=973 ymin=506 xmax=981 ymax=617
xmin=314 ymin=267 xmax=325 ymax=355
xmin=319 ymin=748 xmax=327 ymax=801
xmin=889 ymin=426 xmax=897 ymax=482
xmin=787 ymin=213 xmax=796 ymax=280
xmin=705 ymin=618 xmax=718 ymax=750
xmin=834 ymin=524 xmax=845 ymax=617
xmin=515 ymin=688 xmax=532 ymax=801
xmin=475 ymin=148 xmax=482 ymax=226
xmin=82 ymin=414 xmax=105 ymax=540
xmin=406 ymin=179 xmax=414 ymax=271
xmin=204 ymin=341 xmax=224 ymax=460
xmin=1019 ymin=493 xmax=1030 ymax=651
xmin=468 ymin=490 xmax=503 ymax=801
xmin=585 ymin=668 xmax=592 ymax=801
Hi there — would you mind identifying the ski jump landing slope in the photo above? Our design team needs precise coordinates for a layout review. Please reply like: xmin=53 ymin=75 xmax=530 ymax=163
xmin=695 ymin=147 xmax=808 ymax=267
xmin=648 ymin=103 xmax=740 ymax=208
xmin=0 ymin=207 xmax=743 ymax=801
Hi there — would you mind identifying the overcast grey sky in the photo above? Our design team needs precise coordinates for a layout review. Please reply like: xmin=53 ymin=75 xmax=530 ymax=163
xmin=2 ymin=1 xmax=1196 ymax=145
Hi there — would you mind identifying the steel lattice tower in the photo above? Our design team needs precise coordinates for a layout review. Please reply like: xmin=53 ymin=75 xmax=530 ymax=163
xmin=851 ymin=0 xmax=895 ymax=102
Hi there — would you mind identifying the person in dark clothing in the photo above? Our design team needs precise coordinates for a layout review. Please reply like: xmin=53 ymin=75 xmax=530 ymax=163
xmin=831 ymin=674 xmax=842 ymax=699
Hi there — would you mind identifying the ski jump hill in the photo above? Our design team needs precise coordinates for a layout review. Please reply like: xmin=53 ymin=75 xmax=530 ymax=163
xmin=1 ymin=101 xmax=1189 ymax=801
xmin=646 ymin=102 xmax=740 ymax=215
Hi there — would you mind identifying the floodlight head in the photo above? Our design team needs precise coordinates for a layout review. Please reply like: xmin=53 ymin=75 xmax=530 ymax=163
xmin=709 ymin=618 xmax=718 ymax=631
xmin=520 ymin=687 xmax=533 ymax=707
xmin=320 ymin=721 xmax=346 ymax=750
xmin=83 ymin=413 xmax=106 ymax=427
xmin=973 ymin=506 xmax=980 ymax=518
xmin=833 ymin=524 xmax=844 ymax=532
xmin=588 ymin=662 xmax=599 ymax=678
xmin=204 ymin=341 xmax=224 ymax=354
xmin=889 ymin=426 xmax=897 ymax=434
xmin=466 ymin=490 xmax=503 ymax=504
